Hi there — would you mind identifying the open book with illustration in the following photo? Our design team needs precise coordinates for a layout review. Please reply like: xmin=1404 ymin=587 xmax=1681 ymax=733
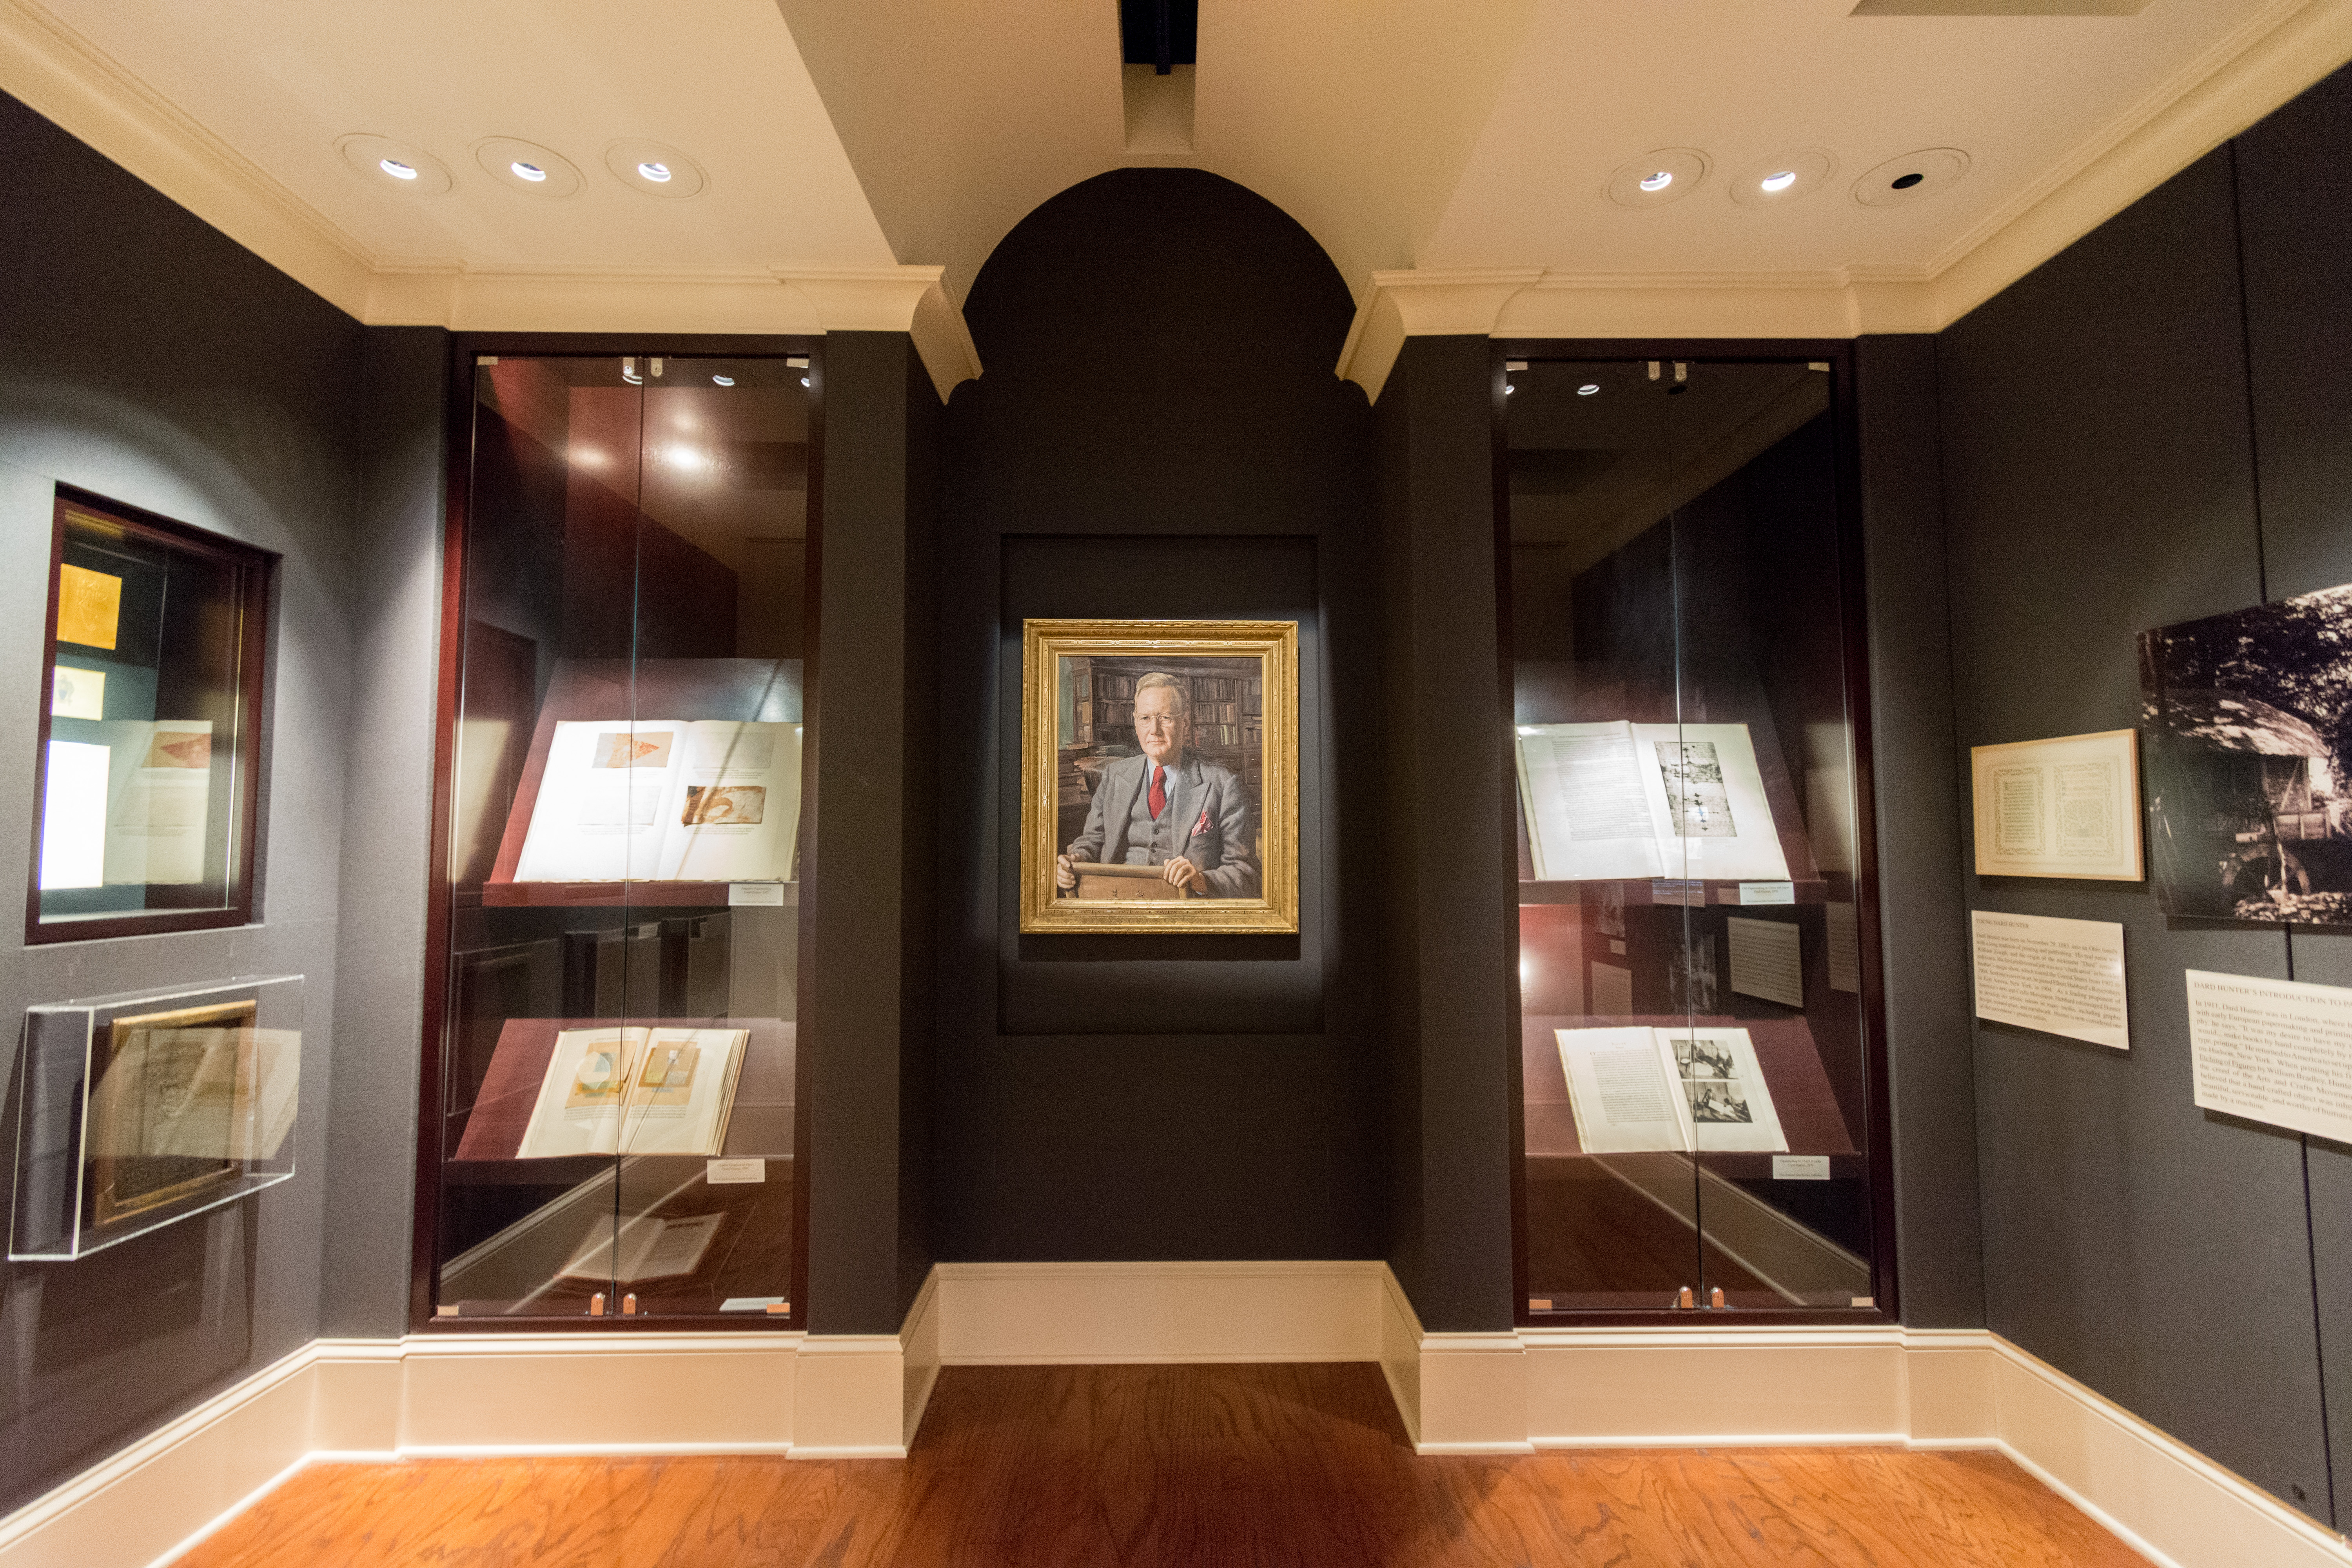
xmin=1555 ymin=1025 xmax=1788 ymax=1154
xmin=513 ymin=720 xmax=801 ymax=883
xmin=515 ymin=1026 xmax=749 ymax=1158
xmin=1514 ymin=720 xmax=1789 ymax=883
xmin=559 ymin=1211 xmax=724 ymax=1285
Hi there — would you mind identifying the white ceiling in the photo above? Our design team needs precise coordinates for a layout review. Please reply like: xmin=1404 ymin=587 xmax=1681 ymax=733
xmin=1423 ymin=0 xmax=2296 ymax=279
xmin=2 ymin=0 xmax=2344 ymax=349
xmin=27 ymin=0 xmax=896 ymax=270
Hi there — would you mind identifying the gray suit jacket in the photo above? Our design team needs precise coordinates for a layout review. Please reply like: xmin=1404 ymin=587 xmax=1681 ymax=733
xmin=1064 ymin=751 xmax=1260 ymax=898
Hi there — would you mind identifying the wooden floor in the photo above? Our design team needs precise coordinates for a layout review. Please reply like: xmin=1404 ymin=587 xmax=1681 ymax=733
xmin=179 ymin=1364 xmax=2144 ymax=1567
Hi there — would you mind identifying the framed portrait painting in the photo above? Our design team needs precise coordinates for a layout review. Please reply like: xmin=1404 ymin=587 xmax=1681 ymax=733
xmin=1020 ymin=619 xmax=1298 ymax=933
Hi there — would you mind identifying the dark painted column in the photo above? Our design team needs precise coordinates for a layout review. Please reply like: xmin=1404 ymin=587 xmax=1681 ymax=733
xmin=1376 ymin=336 xmax=1517 ymax=1332
xmin=804 ymin=331 xmax=937 ymax=1334
xmin=1852 ymin=334 xmax=1985 ymax=1329
xmin=323 ymin=324 xmax=449 ymax=1338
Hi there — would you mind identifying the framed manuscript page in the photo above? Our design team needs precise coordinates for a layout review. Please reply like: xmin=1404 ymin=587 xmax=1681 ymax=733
xmin=1020 ymin=619 xmax=1298 ymax=934
xmin=1969 ymin=728 xmax=2143 ymax=880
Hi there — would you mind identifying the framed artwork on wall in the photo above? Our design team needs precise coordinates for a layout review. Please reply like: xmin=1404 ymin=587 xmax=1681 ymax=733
xmin=2141 ymin=581 xmax=2352 ymax=924
xmin=1019 ymin=619 xmax=1298 ymax=934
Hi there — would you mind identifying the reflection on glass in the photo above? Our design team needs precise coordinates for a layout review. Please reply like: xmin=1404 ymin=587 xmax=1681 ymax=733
xmin=434 ymin=353 xmax=808 ymax=1324
xmin=1510 ymin=358 xmax=1877 ymax=1316
xmin=31 ymin=496 xmax=268 ymax=935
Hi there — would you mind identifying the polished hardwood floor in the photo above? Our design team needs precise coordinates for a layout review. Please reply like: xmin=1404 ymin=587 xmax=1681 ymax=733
xmin=179 ymin=1364 xmax=2143 ymax=1567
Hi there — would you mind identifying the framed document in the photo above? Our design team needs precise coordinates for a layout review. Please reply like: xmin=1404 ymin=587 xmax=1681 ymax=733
xmin=1969 ymin=728 xmax=2143 ymax=880
xmin=1020 ymin=619 xmax=1298 ymax=933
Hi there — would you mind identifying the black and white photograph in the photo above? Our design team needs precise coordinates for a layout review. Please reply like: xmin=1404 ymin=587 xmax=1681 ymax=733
xmin=1655 ymin=740 xmax=1738 ymax=838
xmin=1668 ymin=929 xmax=1720 ymax=1013
xmin=2140 ymin=583 xmax=2352 ymax=924
xmin=1674 ymin=1035 xmax=1737 ymax=1080
xmin=1685 ymin=1077 xmax=1755 ymax=1125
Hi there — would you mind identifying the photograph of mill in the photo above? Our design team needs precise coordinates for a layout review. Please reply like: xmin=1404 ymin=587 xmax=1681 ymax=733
xmin=2140 ymin=582 xmax=2352 ymax=924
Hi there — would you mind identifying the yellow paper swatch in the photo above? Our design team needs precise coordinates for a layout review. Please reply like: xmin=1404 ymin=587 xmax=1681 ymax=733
xmin=57 ymin=563 xmax=122 ymax=650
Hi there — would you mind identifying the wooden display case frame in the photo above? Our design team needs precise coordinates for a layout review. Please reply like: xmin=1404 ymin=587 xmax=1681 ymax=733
xmin=24 ymin=487 xmax=274 ymax=944
xmin=1491 ymin=338 xmax=1901 ymax=1329
xmin=410 ymin=332 xmax=823 ymax=1334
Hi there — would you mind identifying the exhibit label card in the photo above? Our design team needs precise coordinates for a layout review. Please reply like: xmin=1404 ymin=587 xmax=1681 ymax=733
xmin=1970 ymin=910 xmax=2128 ymax=1050
xmin=2185 ymin=970 xmax=2352 ymax=1144
xmin=1726 ymin=916 xmax=1804 ymax=1007
xmin=1970 ymin=728 xmax=2143 ymax=881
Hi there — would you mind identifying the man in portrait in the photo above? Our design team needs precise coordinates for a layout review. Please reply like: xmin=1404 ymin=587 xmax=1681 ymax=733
xmin=1057 ymin=671 xmax=1260 ymax=897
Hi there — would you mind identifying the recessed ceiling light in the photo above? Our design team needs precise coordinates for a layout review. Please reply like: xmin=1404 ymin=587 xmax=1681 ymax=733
xmin=711 ymin=375 xmax=735 ymax=386
xmin=800 ymin=377 xmax=811 ymax=388
xmin=1504 ymin=383 xmax=1515 ymax=395
xmin=474 ymin=138 xmax=581 ymax=196
xmin=1607 ymin=149 xmax=1708 ymax=208
xmin=1731 ymin=150 xmax=1837 ymax=207
xmin=336 ymin=135 xmax=452 ymax=193
xmin=1578 ymin=383 xmax=1601 ymax=396
xmin=604 ymin=140 xmax=708 ymax=198
xmin=1854 ymin=148 xmax=1970 ymax=207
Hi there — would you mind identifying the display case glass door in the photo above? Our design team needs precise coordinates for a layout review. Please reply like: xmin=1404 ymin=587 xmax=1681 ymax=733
xmin=1508 ymin=354 xmax=1879 ymax=1318
xmin=432 ymin=350 xmax=811 ymax=1325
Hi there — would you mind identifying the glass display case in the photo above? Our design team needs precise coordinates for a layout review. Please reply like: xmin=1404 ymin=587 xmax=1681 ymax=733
xmin=422 ymin=346 xmax=814 ymax=1327
xmin=1502 ymin=350 xmax=1889 ymax=1319
xmin=11 ymin=975 xmax=301 ymax=1260
xmin=27 ymin=491 xmax=271 ymax=942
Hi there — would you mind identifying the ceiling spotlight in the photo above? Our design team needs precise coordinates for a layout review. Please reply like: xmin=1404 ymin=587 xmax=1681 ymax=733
xmin=1578 ymin=383 xmax=1601 ymax=396
xmin=638 ymin=161 xmax=673 ymax=183
xmin=1504 ymin=383 xmax=1515 ymax=395
xmin=510 ymin=161 xmax=548 ymax=183
xmin=1608 ymin=149 xmax=1708 ymax=208
xmin=711 ymin=375 xmax=735 ymax=387
xmin=800 ymin=377 xmax=811 ymax=388
xmin=339 ymin=136 xmax=452 ymax=192
xmin=1761 ymin=170 xmax=1797 ymax=193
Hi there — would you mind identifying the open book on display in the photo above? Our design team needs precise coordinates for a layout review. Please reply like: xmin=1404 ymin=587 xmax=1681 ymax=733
xmin=514 ymin=720 xmax=801 ymax=883
xmin=515 ymin=1026 xmax=749 ymax=1159
xmin=1555 ymin=1025 xmax=1789 ymax=1154
xmin=1515 ymin=720 xmax=1789 ymax=883
xmin=559 ymin=1212 xmax=724 ymax=1285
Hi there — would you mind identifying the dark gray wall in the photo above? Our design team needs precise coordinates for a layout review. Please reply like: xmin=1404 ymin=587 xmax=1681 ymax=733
xmin=805 ymin=332 xmax=940 ymax=1332
xmin=1936 ymin=73 xmax=2352 ymax=1516
xmin=1853 ymin=335 xmax=1985 ymax=1329
xmin=0 ymin=90 xmax=376 ymax=1510
xmin=929 ymin=171 xmax=1388 ymax=1274
xmin=1375 ymin=338 xmax=1517 ymax=1331
xmin=319 ymin=327 xmax=446 ymax=1337
xmin=2234 ymin=64 xmax=2352 ymax=1525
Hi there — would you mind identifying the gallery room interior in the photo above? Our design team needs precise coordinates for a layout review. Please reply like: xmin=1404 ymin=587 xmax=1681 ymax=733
xmin=3 ymin=0 xmax=2352 ymax=1563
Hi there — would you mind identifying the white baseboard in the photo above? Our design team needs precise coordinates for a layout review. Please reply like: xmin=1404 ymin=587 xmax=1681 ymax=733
xmin=5 ymin=1264 xmax=2346 ymax=1568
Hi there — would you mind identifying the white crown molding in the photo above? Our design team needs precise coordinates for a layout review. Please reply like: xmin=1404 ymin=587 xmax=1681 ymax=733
xmin=1338 ymin=0 xmax=2352 ymax=397
xmin=0 ymin=0 xmax=377 ymax=314
xmin=0 ymin=2 xmax=984 ymax=399
xmin=1334 ymin=269 xmax=1543 ymax=402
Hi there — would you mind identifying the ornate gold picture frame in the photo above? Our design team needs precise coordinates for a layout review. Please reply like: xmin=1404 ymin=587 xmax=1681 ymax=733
xmin=88 ymin=998 xmax=260 ymax=1226
xmin=1021 ymin=619 xmax=1298 ymax=934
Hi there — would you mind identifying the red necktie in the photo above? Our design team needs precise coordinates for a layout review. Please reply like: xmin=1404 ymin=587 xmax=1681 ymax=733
xmin=1148 ymin=765 xmax=1167 ymax=819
